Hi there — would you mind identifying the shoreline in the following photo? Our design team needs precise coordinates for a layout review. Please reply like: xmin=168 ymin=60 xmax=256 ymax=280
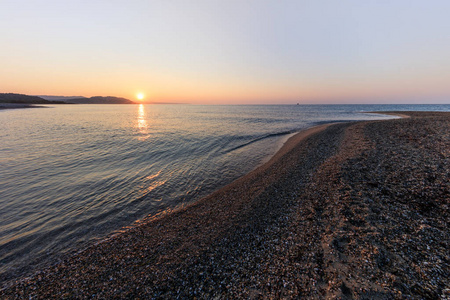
xmin=92 ymin=123 xmax=338 ymax=248
xmin=245 ymin=123 xmax=336 ymax=176
xmin=1 ymin=111 xmax=449 ymax=298
xmin=105 ymin=122 xmax=340 ymax=238
xmin=366 ymin=111 xmax=411 ymax=119
xmin=0 ymin=122 xmax=336 ymax=288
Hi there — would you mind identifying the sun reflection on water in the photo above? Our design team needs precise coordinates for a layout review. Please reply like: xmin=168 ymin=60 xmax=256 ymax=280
xmin=137 ymin=104 xmax=149 ymax=140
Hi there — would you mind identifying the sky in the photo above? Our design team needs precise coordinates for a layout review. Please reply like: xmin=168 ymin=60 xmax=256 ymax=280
xmin=1 ymin=0 xmax=449 ymax=104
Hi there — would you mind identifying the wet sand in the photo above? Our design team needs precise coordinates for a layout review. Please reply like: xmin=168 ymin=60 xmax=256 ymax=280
xmin=1 ymin=111 xmax=449 ymax=299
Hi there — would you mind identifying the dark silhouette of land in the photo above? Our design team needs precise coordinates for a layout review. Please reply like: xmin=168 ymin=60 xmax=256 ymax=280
xmin=0 ymin=93 xmax=67 ymax=105
xmin=65 ymin=96 xmax=135 ymax=104
xmin=0 ymin=93 xmax=136 ymax=108
xmin=38 ymin=95 xmax=87 ymax=102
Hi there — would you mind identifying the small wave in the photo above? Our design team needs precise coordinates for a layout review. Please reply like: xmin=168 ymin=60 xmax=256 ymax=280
xmin=224 ymin=131 xmax=292 ymax=154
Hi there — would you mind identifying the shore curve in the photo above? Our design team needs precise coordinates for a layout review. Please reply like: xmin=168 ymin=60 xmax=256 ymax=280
xmin=1 ymin=111 xmax=449 ymax=299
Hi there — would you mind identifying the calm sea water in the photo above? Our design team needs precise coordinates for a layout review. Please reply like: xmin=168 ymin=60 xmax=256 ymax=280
xmin=0 ymin=104 xmax=448 ymax=282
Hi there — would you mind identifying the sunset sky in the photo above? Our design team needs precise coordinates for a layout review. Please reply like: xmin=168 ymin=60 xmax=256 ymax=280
xmin=1 ymin=0 xmax=449 ymax=104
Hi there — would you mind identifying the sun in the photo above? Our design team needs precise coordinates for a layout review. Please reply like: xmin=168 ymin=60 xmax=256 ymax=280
xmin=137 ymin=93 xmax=145 ymax=101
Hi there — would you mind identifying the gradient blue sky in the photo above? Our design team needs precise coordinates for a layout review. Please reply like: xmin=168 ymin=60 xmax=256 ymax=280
xmin=1 ymin=0 xmax=449 ymax=104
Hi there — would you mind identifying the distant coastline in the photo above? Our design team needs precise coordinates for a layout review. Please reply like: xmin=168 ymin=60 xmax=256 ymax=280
xmin=0 ymin=93 xmax=136 ymax=108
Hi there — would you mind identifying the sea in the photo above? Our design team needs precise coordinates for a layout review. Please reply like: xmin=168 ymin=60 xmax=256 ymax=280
xmin=0 ymin=104 xmax=448 ymax=283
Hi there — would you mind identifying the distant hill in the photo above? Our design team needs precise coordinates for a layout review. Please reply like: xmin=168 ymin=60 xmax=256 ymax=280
xmin=0 ymin=93 xmax=67 ymax=104
xmin=66 ymin=96 xmax=136 ymax=104
xmin=0 ymin=93 xmax=135 ymax=105
xmin=38 ymin=95 xmax=87 ymax=102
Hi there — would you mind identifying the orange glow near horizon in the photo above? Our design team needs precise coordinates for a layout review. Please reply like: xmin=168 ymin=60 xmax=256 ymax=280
xmin=1 ymin=62 xmax=449 ymax=104
xmin=1 ymin=79 xmax=449 ymax=105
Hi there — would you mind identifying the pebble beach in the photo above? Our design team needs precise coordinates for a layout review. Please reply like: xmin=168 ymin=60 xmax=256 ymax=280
xmin=1 ymin=111 xmax=449 ymax=299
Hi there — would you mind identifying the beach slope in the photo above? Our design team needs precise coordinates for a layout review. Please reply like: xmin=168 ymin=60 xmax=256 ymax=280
xmin=1 ymin=112 xmax=449 ymax=299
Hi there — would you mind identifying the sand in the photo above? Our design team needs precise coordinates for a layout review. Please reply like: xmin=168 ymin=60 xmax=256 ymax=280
xmin=1 ymin=111 xmax=449 ymax=299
